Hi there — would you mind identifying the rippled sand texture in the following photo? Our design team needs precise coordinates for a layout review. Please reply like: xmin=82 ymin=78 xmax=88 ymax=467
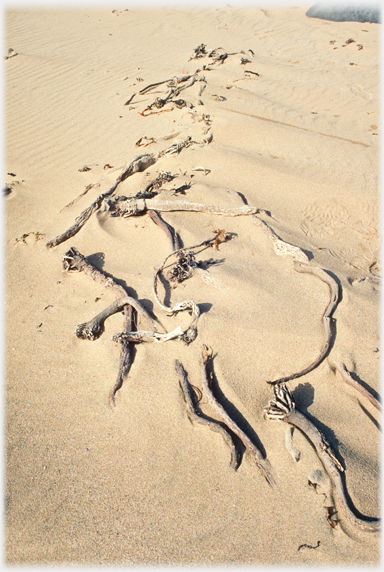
xmin=4 ymin=6 xmax=380 ymax=566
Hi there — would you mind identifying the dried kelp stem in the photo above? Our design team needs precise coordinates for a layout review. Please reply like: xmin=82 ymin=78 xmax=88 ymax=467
xmin=285 ymin=426 xmax=301 ymax=462
xmin=60 ymin=182 xmax=101 ymax=212
xmin=331 ymin=361 xmax=381 ymax=412
xmin=112 ymin=325 xmax=184 ymax=344
xmin=157 ymin=137 xmax=195 ymax=156
xmin=113 ymin=197 xmax=261 ymax=218
xmin=62 ymin=246 xmax=160 ymax=404
xmin=294 ymin=262 xmax=339 ymax=319
xmin=124 ymin=93 xmax=136 ymax=105
xmin=75 ymin=296 xmax=161 ymax=340
xmin=201 ymin=345 xmax=272 ymax=485
xmin=153 ymin=238 xmax=222 ymax=343
xmin=46 ymin=154 xmax=156 ymax=248
xmin=143 ymin=75 xmax=197 ymax=112
xmin=264 ymin=384 xmax=380 ymax=532
xmin=251 ymin=216 xmax=308 ymax=263
xmin=268 ymin=262 xmax=340 ymax=385
xmin=148 ymin=209 xmax=196 ymax=287
xmin=110 ymin=304 xmax=133 ymax=406
xmin=138 ymin=74 xmax=193 ymax=95
xmin=147 ymin=209 xmax=182 ymax=252
xmin=175 ymin=359 xmax=241 ymax=470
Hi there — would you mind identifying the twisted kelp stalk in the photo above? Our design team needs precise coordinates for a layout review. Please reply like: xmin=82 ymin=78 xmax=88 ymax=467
xmin=264 ymin=383 xmax=380 ymax=532
xmin=201 ymin=345 xmax=273 ymax=485
xmin=62 ymin=246 xmax=160 ymax=405
xmin=268 ymin=262 xmax=340 ymax=385
xmin=47 ymin=154 xmax=156 ymax=248
xmin=111 ymin=196 xmax=262 ymax=218
xmin=175 ymin=359 xmax=241 ymax=470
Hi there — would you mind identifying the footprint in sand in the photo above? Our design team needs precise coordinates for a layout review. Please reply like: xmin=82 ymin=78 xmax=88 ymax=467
xmin=300 ymin=198 xmax=350 ymax=238
xmin=301 ymin=198 xmax=379 ymax=273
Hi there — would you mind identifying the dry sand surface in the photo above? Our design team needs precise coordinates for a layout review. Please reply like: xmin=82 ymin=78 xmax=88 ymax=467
xmin=4 ymin=4 xmax=380 ymax=566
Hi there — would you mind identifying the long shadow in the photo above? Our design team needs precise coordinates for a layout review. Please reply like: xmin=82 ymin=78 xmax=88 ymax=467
xmin=199 ymin=257 xmax=226 ymax=270
xmin=87 ymin=251 xmax=160 ymax=325
xmin=292 ymin=382 xmax=380 ymax=525
xmin=198 ymin=302 xmax=213 ymax=316
xmin=293 ymin=382 xmax=344 ymax=468
xmin=206 ymin=351 xmax=267 ymax=461
xmin=83 ymin=251 xmax=166 ymax=401
xmin=345 ymin=369 xmax=381 ymax=406
xmin=358 ymin=403 xmax=381 ymax=431
xmin=178 ymin=365 xmax=246 ymax=469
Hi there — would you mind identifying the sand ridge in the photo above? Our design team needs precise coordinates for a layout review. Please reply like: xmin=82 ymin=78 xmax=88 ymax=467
xmin=4 ymin=6 xmax=380 ymax=565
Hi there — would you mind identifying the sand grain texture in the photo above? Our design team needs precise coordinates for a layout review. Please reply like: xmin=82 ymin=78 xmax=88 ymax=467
xmin=4 ymin=6 xmax=380 ymax=565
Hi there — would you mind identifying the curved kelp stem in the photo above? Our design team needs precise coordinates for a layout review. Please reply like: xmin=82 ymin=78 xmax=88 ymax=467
xmin=201 ymin=345 xmax=272 ymax=485
xmin=264 ymin=383 xmax=380 ymax=532
xmin=331 ymin=361 xmax=381 ymax=413
xmin=62 ymin=246 xmax=160 ymax=404
xmin=112 ymin=196 xmax=261 ymax=218
xmin=175 ymin=359 xmax=241 ymax=470
xmin=268 ymin=262 xmax=340 ymax=385
xmin=147 ymin=209 xmax=182 ymax=252
xmin=153 ymin=241 xmax=216 ymax=344
xmin=47 ymin=154 xmax=156 ymax=248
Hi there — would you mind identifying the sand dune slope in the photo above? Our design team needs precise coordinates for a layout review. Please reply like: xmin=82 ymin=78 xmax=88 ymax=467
xmin=4 ymin=6 xmax=380 ymax=565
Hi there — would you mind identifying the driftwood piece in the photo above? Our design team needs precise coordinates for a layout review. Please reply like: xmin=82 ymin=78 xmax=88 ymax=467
xmin=147 ymin=209 xmax=182 ymax=252
xmin=201 ymin=345 xmax=272 ymax=485
xmin=153 ymin=238 xmax=222 ymax=343
xmin=251 ymin=216 xmax=308 ymax=262
xmin=285 ymin=426 xmax=301 ymax=462
xmin=75 ymin=296 xmax=160 ymax=340
xmin=62 ymin=247 xmax=126 ymax=295
xmin=264 ymin=383 xmax=380 ymax=532
xmin=46 ymin=154 xmax=156 ymax=248
xmin=111 ymin=305 xmax=133 ymax=405
xmin=112 ymin=325 xmax=184 ymax=344
xmin=331 ymin=361 xmax=381 ymax=412
xmin=112 ymin=197 xmax=261 ymax=218
xmin=62 ymin=246 xmax=160 ymax=404
xmin=175 ymin=359 xmax=241 ymax=470
xmin=268 ymin=262 xmax=340 ymax=385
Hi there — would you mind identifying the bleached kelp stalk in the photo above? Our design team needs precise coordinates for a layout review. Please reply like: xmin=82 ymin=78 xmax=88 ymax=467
xmin=201 ymin=345 xmax=273 ymax=485
xmin=264 ymin=383 xmax=380 ymax=532
xmin=175 ymin=359 xmax=241 ymax=470
xmin=62 ymin=246 xmax=160 ymax=405
xmin=268 ymin=262 xmax=340 ymax=385
xmin=47 ymin=154 xmax=156 ymax=248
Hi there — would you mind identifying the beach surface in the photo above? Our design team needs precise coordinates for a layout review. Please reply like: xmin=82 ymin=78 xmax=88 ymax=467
xmin=4 ymin=5 xmax=380 ymax=565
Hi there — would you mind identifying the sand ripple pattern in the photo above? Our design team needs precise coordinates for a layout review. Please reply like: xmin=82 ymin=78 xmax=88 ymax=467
xmin=301 ymin=199 xmax=379 ymax=274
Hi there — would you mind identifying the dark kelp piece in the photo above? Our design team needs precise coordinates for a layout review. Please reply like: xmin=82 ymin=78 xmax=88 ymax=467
xmin=265 ymin=383 xmax=380 ymax=532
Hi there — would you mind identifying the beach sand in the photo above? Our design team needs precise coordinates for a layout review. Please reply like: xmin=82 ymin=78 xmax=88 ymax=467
xmin=4 ymin=4 xmax=380 ymax=565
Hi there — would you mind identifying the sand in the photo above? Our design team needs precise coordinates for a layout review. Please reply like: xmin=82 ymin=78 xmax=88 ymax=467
xmin=4 ymin=4 xmax=380 ymax=566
